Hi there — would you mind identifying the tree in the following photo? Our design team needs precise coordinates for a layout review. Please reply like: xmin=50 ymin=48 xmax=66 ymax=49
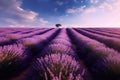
xmin=55 ymin=24 xmax=62 ymax=28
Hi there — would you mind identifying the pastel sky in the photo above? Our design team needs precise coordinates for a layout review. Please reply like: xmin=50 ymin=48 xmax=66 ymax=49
xmin=0 ymin=0 xmax=120 ymax=28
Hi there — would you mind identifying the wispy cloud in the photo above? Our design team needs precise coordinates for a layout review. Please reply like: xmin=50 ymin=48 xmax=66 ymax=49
xmin=0 ymin=0 xmax=119 ymax=28
xmin=90 ymin=0 xmax=99 ymax=3
xmin=65 ymin=0 xmax=120 ymax=27
xmin=56 ymin=1 xmax=64 ymax=6
xmin=39 ymin=18 xmax=49 ymax=25
xmin=67 ymin=5 xmax=86 ymax=14
xmin=0 ymin=0 xmax=49 ymax=27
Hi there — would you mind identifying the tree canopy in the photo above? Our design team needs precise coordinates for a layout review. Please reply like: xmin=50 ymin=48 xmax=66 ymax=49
xmin=55 ymin=24 xmax=62 ymax=28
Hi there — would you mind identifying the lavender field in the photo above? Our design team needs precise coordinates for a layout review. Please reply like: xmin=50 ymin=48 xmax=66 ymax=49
xmin=0 ymin=28 xmax=120 ymax=80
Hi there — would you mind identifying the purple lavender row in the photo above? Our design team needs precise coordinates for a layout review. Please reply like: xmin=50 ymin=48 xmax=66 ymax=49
xmin=20 ymin=54 xmax=90 ymax=80
xmin=5 ymin=28 xmax=53 ymax=40
xmin=0 ymin=44 xmax=30 ymax=79
xmin=20 ymin=29 xmax=60 ymax=47
xmin=10 ymin=28 xmax=78 ymax=80
xmin=0 ymin=28 xmax=32 ymax=35
xmin=49 ymin=29 xmax=73 ymax=47
xmin=0 ymin=29 xmax=45 ymax=42
xmin=67 ymin=28 xmax=120 ymax=80
xmin=39 ymin=41 xmax=76 ymax=58
xmin=75 ymin=28 xmax=120 ymax=52
xmin=18 ymin=28 xmax=52 ymax=37
xmin=68 ymin=29 xmax=105 ymax=59
xmin=18 ymin=28 xmax=46 ymax=34
xmin=0 ymin=28 xmax=44 ymax=34
xmin=83 ymin=28 xmax=120 ymax=39
xmin=39 ymin=29 xmax=76 ymax=58
xmin=93 ymin=28 xmax=120 ymax=35
xmin=0 ymin=36 xmax=18 ymax=46
xmin=19 ymin=29 xmax=60 ymax=56
xmin=56 ymin=28 xmax=71 ymax=41
xmin=7 ymin=28 xmax=90 ymax=80
xmin=86 ymin=28 xmax=120 ymax=35
xmin=0 ymin=29 xmax=58 ymax=79
xmin=35 ymin=29 xmax=92 ymax=80
xmin=30 ymin=54 xmax=84 ymax=80
xmin=0 ymin=28 xmax=53 ymax=46
xmin=0 ymin=28 xmax=49 ymax=37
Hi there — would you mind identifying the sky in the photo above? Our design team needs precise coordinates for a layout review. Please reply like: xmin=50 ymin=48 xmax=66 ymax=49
xmin=0 ymin=0 xmax=120 ymax=28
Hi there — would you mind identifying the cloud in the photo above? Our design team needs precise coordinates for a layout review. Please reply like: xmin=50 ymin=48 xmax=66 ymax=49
xmin=90 ymin=0 xmax=99 ymax=3
xmin=39 ymin=18 xmax=49 ymax=25
xmin=1 ymin=0 xmax=119 ymax=28
xmin=56 ymin=1 xmax=64 ymax=6
xmin=65 ymin=0 xmax=120 ymax=27
xmin=67 ymin=5 xmax=86 ymax=14
xmin=83 ymin=0 xmax=120 ymax=27
xmin=0 ymin=0 xmax=49 ymax=27
xmin=83 ymin=7 xmax=97 ymax=14
xmin=0 ymin=0 xmax=38 ymax=22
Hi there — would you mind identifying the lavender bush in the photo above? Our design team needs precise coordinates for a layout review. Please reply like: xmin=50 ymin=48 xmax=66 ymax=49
xmin=67 ymin=29 xmax=105 ymax=59
xmin=91 ymin=55 xmax=120 ymax=80
xmin=49 ymin=38 xmax=72 ymax=47
xmin=0 ymin=28 xmax=120 ymax=80
xmin=0 ymin=44 xmax=27 ymax=78
xmin=85 ymin=47 xmax=119 ymax=67
xmin=84 ymin=28 xmax=120 ymax=39
xmin=33 ymin=54 xmax=84 ymax=80
xmin=75 ymin=28 xmax=120 ymax=52
xmin=40 ymin=44 xmax=75 ymax=57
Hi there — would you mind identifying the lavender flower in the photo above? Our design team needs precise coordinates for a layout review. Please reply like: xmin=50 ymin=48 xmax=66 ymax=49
xmin=33 ymin=54 xmax=84 ymax=80
xmin=50 ymin=38 xmax=72 ymax=47
xmin=0 ymin=44 xmax=26 ymax=78
xmin=91 ymin=55 xmax=120 ymax=80
xmin=67 ymin=29 xmax=105 ymax=59
xmin=21 ymin=38 xmax=45 ymax=47
xmin=76 ymin=28 xmax=120 ymax=52
xmin=0 ymin=37 xmax=9 ymax=43
xmin=6 ymin=34 xmax=22 ymax=41
xmin=56 ymin=29 xmax=71 ymax=41
xmin=40 ymin=44 xmax=75 ymax=57
xmin=85 ymin=47 xmax=118 ymax=67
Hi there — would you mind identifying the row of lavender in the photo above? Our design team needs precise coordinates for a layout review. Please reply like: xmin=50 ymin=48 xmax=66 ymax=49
xmin=0 ymin=28 xmax=60 ymax=79
xmin=25 ymin=29 xmax=92 ymax=80
xmin=0 ymin=28 xmax=120 ymax=80
xmin=0 ymin=28 xmax=53 ymax=46
xmin=70 ymin=28 xmax=120 ymax=80
xmin=75 ymin=28 xmax=120 ymax=52
xmin=0 ymin=28 xmax=93 ymax=80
